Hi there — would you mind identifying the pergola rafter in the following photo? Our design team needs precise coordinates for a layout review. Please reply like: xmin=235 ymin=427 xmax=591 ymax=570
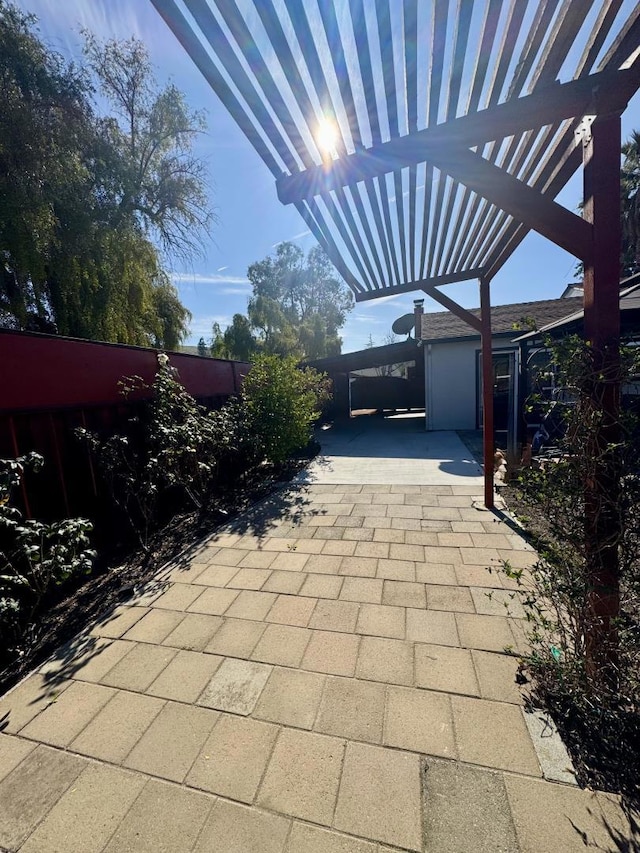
xmin=152 ymin=1 xmax=640 ymax=297
xmin=152 ymin=0 xmax=640 ymax=677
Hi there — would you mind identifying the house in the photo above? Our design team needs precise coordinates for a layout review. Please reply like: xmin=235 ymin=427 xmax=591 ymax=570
xmin=420 ymin=295 xmax=582 ymax=435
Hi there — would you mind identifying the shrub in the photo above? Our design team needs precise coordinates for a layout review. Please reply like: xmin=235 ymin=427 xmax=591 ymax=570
xmin=0 ymin=453 xmax=94 ymax=660
xmin=241 ymin=355 xmax=330 ymax=464
xmin=80 ymin=353 xmax=329 ymax=546
xmin=501 ymin=335 xmax=640 ymax=795
xmin=79 ymin=354 xmax=221 ymax=546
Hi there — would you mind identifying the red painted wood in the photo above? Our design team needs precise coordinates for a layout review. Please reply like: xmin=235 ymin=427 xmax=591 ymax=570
xmin=0 ymin=331 xmax=250 ymax=413
xmin=480 ymin=278 xmax=495 ymax=510
xmin=582 ymin=114 xmax=622 ymax=681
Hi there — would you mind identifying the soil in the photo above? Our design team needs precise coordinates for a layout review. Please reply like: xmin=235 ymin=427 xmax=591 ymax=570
xmin=0 ymin=444 xmax=318 ymax=697
xmin=497 ymin=480 xmax=640 ymax=806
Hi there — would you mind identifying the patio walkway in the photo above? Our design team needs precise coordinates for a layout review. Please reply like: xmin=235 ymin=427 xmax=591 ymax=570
xmin=0 ymin=424 xmax=636 ymax=851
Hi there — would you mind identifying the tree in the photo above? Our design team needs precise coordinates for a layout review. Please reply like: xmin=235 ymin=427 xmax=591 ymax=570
xmin=197 ymin=337 xmax=208 ymax=357
xmin=245 ymin=242 xmax=353 ymax=358
xmin=83 ymin=34 xmax=213 ymax=262
xmin=211 ymin=314 xmax=257 ymax=362
xmin=0 ymin=4 xmax=201 ymax=347
xmin=621 ymin=130 xmax=640 ymax=275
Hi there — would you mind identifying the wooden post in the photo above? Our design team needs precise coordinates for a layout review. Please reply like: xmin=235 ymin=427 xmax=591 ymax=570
xmin=480 ymin=277 xmax=494 ymax=509
xmin=581 ymin=114 xmax=622 ymax=681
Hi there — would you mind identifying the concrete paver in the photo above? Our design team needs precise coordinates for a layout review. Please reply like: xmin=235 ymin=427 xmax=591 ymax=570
xmin=0 ymin=673 xmax=71 ymax=734
xmin=302 ymin=630 xmax=360 ymax=676
xmin=162 ymin=612 xmax=223 ymax=650
xmin=310 ymin=599 xmax=359 ymax=632
xmin=414 ymin=643 xmax=479 ymax=696
xmin=0 ymin=746 xmax=87 ymax=850
xmin=70 ymin=690 xmax=165 ymax=763
xmin=0 ymin=735 xmax=36 ymax=783
xmin=194 ymin=799 xmax=289 ymax=853
xmin=423 ymin=758 xmax=519 ymax=853
xmin=286 ymin=822 xmax=377 ymax=853
xmin=315 ymin=676 xmax=386 ymax=743
xmin=146 ymin=649 xmax=222 ymax=702
xmin=99 ymin=642 xmax=177 ymax=692
xmin=204 ymin=617 xmax=266 ymax=657
xmin=257 ymin=728 xmax=345 ymax=825
xmin=20 ymin=680 xmax=115 ymax=747
xmin=356 ymin=603 xmax=405 ymax=639
xmin=255 ymin=667 xmax=325 ymax=729
xmin=251 ymin=624 xmax=312 ymax=667
xmin=452 ymin=695 xmax=541 ymax=775
xmin=19 ymin=763 xmax=145 ymax=853
xmin=384 ymin=686 xmax=456 ymax=758
xmin=103 ymin=778 xmax=212 ymax=852
xmin=198 ymin=658 xmax=272 ymax=715
xmin=334 ymin=741 xmax=423 ymax=851
xmin=356 ymin=636 xmax=413 ymax=685
xmin=187 ymin=713 xmax=278 ymax=802
xmin=3 ymin=422 xmax=632 ymax=853
xmin=124 ymin=702 xmax=218 ymax=782
xmin=504 ymin=775 xmax=637 ymax=853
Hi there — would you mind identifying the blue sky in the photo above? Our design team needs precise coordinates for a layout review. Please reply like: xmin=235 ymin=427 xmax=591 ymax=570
xmin=15 ymin=0 xmax=640 ymax=352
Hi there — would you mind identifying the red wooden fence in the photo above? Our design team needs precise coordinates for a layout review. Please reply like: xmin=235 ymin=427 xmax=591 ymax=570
xmin=0 ymin=330 xmax=250 ymax=521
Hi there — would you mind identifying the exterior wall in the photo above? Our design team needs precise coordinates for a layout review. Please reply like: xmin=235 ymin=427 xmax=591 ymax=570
xmin=425 ymin=339 xmax=479 ymax=430
xmin=423 ymin=336 xmax=517 ymax=431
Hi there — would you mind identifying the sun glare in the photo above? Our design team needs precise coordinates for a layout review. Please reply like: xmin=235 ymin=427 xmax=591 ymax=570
xmin=316 ymin=118 xmax=339 ymax=156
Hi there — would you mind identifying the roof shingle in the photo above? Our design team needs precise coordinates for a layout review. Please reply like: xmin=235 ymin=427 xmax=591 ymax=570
xmin=420 ymin=296 xmax=582 ymax=342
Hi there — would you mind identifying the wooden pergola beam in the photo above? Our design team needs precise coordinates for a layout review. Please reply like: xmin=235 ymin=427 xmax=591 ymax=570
xmin=276 ymin=66 xmax=638 ymax=204
xmin=423 ymin=287 xmax=482 ymax=333
xmin=353 ymin=269 xmax=484 ymax=303
xmin=428 ymin=144 xmax=593 ymax=262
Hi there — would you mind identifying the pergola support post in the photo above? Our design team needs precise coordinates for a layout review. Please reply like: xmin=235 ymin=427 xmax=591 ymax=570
xmin=581 ymin=113 xmax=622 ymax=683
xmin=480 ymin=276 xmax=494 ymax=509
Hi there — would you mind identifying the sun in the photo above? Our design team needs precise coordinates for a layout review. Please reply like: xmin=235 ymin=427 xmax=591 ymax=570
xmin=316 ymin=118 xmax=339 ymax=156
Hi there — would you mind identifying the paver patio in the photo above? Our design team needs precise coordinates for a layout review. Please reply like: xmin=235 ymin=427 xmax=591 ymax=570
xmin=0 ymin=422 xmax=637 ymax=851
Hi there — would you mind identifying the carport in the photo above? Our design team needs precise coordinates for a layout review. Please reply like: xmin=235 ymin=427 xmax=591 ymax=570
xmin=151 ymin=0 xmax=640 ymax=673
xmin=306 ymin=333 xmax=424 ymax=417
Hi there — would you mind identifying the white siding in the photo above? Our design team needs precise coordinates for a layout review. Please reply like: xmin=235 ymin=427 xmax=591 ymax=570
xmin=423 ymin=336 xmax=516 ymax=431
xmin=426 ymin=339 xmax=479 ymax=430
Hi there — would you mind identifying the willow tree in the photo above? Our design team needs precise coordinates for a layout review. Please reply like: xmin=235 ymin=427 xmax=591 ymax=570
xmin=0 ymin=3 xmax=204 ymax=347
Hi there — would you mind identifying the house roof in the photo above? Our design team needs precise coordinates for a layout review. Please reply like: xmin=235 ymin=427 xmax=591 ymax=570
xmin=420 ymin=296 xmax=581 ymax=343
xmin=514 ymin=277 xmax=640 ymax=341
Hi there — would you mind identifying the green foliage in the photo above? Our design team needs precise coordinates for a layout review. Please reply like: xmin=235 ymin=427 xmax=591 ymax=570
xmin=82 ymin=354 xmax=329 ymax=544
xmin=500 ymin=335 xmax=640 ymax=794
xmin=214 ymin=243 xmax=353 ymax=360
xmin=0 ymin=453 xmax=94 ymax=655
xmin=0 ymin=3 xmax=201 ymax=346
xmin=241 ymin=355 xmax=330 ymax=463
xmin=622 ymin=129 xmax=640 ymax=276
xmin=79 ymin=355 xmax=223 ymax=546
xmin=211 ymin=314 xmax=257 ymax=362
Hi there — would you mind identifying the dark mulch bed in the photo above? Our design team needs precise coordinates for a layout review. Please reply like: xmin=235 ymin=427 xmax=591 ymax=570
xmin=0 ymin=445 xmax=318 ymax=698
xmin=498 ymin=480 xmax=640 ymax=809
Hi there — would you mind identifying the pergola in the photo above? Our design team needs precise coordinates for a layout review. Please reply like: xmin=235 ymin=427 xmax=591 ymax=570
xmin=151 ymin=0 xmax=640 ymax=676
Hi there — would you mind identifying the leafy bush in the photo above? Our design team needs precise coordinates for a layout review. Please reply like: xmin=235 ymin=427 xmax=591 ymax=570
xmin=241 ymin=355 xmax=330 ymax=464
xmin=79 ymin=355 xmax=223 ymax=546
xmin=80 ymin=353 xmax=329 ymax=546
xmin=501 ymin=336 xmax=640 ymax=795
xmin=0 ymin=453 xmax=94 ymax=659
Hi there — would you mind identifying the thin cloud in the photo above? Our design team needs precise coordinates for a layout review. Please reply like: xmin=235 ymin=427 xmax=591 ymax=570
xmin=172 ymin=272 xmax=250 ymax=287
xmin=272 ymin=229 xmax=312 ymax=248
xmin=217 ymin=265 xmax=229 ymax=272
xmin=360 ymin=293 xmax=403 ymax=306
xmin=353 ymin=315 xmax=386 ymax=324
